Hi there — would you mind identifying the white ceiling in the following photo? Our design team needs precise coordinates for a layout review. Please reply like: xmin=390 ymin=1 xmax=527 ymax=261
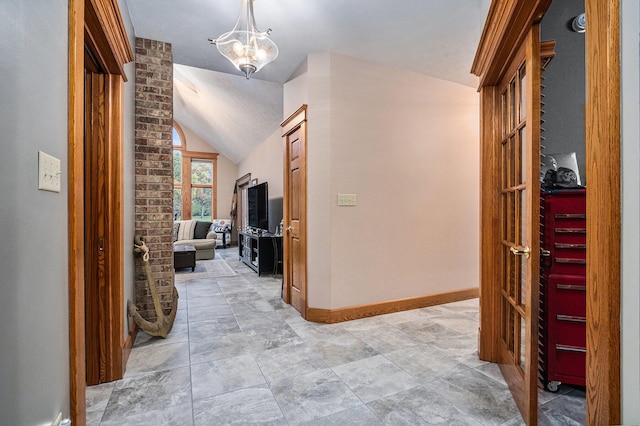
xmin=126 ymin=0 xmax=491 ymax=163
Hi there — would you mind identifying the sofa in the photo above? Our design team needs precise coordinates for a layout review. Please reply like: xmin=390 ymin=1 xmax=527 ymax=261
xmin=173 ymin=220 xmax=216 ymax=260
xmin=211 ymin=218 xmax=232 ymax=248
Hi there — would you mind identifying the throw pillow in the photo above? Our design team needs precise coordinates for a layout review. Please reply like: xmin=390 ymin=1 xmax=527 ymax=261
xmin=177 ymin=220 xmax=196 ymax=241
xmin=172 ymin=222 xmax=180 ymax=242
xmin=213 ymin=226 xmax=229 ymax=233
xmin=194 ymin=221 xmax=212 ymax=239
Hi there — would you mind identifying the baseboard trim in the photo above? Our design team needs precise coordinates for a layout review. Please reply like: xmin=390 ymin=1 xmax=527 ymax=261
xmin=306 ymin=287 xmax=479 ymax=324
xmin=121 ymin=322 xmax=138 ymax=375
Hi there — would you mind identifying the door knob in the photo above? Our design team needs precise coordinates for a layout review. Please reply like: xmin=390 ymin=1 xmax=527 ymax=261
xmin=510 ymin=246 xmax=531 ymax=259
xmin=286 ymin=226 xmax=292 ymax=233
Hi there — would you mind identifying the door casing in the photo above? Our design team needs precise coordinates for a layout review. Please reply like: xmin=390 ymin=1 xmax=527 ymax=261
xmin=69 ymin=0 xmax=133 ymax=422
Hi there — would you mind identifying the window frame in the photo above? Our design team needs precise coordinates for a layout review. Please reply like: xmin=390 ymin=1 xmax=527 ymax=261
xmin=173 ymin=121 xmax=218 ymax=220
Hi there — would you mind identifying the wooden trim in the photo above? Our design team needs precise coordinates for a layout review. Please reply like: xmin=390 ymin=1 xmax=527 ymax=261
xmin=181 ymin=151 xmax=219 ymax=160
xmin=471 ymin=0 xmax=551 ymax=87
xmin=68 ymin=0 xmax=86 ymax=422
xmin=121 ymin=322 xmax=138 ymax=375
xmin=84 ymin=0 xmax=133 ymax=79
xmin=585 ymin=0 xmax=621 ymax=423
xmin=104 ymin=73 xmax=125 ymax=382
xmin=307 ymin=288 xmax=480 ymax=324
xmin=280 ymin=104 xmax=308 ymax=134
xmin=478 ymin=85 xmax=500 ymax=363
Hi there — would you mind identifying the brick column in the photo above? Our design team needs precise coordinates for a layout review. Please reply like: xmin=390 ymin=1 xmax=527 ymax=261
xmin=134 ymin=38 xmax=174 ymax=321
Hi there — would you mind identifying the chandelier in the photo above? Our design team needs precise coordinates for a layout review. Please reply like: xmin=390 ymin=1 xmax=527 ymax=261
xmin=208 ymin=0 xmax=279 ymax=79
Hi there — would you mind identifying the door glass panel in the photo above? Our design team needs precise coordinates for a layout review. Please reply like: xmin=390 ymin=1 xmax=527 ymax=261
xmin=509 ymin=136 xmax=516 ymax=187
xmin=519 ymin=314 xmax=526 ymax=371
xmin=510 ymin=79 xmax=516 ymax=129
xmin=519 ymin=65 xmax=527 ymax=122
xmin=502 ymin=90 xmax=509 ymax=137
xmin=520 ymin=189 xmax=527 ymax=246
xmin=520 ymin=254 xmax=527 ymax=307
xmin=520 ymin=127 xmax=527 ymax=184
xmin=507 ymin=191 xmax=515 ymax=242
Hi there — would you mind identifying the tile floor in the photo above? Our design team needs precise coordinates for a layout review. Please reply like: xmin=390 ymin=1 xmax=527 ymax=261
xmin=87 ymin=247 xmax=586 ymax=425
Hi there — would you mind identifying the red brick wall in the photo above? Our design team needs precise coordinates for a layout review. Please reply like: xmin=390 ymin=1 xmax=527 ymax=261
xmin=134 ymin=38 xmax=174 ymax=320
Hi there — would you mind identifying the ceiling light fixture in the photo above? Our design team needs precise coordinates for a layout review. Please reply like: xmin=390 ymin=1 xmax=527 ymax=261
xmin=208 ymin=0 xmax=278 ymax=79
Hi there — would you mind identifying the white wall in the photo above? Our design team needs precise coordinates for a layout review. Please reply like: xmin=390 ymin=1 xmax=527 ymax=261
xmin=284 ymin=52 xmax=480 ymax=310
xmin=0 ymin=1 xmax=71 ymax=423
xmin=180 ymin=124 xmax=239 ymax=219
xmin=621 ymin=0 xmax=640 ymax=422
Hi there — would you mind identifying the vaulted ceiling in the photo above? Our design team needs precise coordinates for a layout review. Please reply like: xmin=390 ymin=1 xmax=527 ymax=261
xmin=126 ymin=0 xmax=491 ymax=163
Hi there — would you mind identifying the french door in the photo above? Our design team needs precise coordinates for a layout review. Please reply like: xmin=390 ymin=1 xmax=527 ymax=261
xmin=496 ymin=25 xmax=541 ymax=424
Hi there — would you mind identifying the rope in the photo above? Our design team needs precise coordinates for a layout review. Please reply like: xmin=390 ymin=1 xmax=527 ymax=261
xmin=134 ymin=239 xmax=150 ymax=262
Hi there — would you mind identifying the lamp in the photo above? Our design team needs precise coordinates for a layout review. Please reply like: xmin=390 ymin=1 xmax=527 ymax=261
xmin=208 ymin=0 xmax=278 ymax=79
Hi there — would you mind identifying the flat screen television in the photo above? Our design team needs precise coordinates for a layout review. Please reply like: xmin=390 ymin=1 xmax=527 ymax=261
xmin=247 ymin=182 xmax=269 ymax=231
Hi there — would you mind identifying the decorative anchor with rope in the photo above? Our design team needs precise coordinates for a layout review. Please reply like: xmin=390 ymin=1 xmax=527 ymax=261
xmin=128 ymin=235 xmax=179 ymax=338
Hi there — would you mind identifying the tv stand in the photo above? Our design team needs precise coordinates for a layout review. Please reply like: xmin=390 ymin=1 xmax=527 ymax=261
xmin=238 ymin=231 xmax=282 ymax=276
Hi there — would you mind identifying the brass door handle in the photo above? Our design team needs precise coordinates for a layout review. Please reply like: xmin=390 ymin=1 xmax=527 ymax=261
xmin=510 ymin=246 xmax=531 ymax=258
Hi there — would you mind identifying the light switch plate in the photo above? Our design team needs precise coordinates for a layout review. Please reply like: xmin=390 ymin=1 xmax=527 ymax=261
xmin=337 ymin=193 xmax=357 ymax=206
xmin=38 ymin=151 xmax=61 ymax=193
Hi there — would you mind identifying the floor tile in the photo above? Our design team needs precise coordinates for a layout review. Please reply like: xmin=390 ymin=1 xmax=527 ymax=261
xmin=367 ymin=384 xmax=483 ymax=425
xmin=307 ymin=334 xmax=379 ymax=367
xmin=270 ymin=368 xmax=363 ymax=424
xmin=254 ymin=343 xmax=328 ymax=384
xmin=302 ymin=405 xmax=383 ymax=425
xmin=189 ymin=332 xmax=252 ymax=364
xmin=430 ymin=368 xmax=520 ymax=425
xmin=191 ymin=354 xmax=266 ymax=401
xmin=332 ymin=354 xmax=422 ymax=403
xmin=101 ymin=367 xmax=191 ymax=422
xmin=100 ymin=402 xmax=193 ymax=426
xmin=124 ymin=341 xmax=190 ymax=376
xmin=384 ymin=343 xmax=470 ymax=382
xmin=193 ymin=385 xmax=285 ymax=426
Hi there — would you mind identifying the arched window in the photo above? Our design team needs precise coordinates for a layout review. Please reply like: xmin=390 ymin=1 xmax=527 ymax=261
xmin=173 ymin=121 xmax=218 ymax=221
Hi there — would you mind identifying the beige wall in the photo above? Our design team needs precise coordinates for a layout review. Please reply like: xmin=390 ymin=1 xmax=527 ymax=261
xmin=237 ymin=128 xmax=284 ymax=199
xmin=180 ymin=123 xmax=238 ymax=220
xmin=284 ymin=52 xmax=480 ymax=310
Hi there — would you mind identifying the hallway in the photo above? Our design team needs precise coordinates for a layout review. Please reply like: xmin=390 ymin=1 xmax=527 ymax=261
xmin=86 ymin=248 xmax=585 ymax=425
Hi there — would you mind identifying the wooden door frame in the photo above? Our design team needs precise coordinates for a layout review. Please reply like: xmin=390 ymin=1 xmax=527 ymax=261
xmin=234 ymin=173 xmax=252 ymax=244
xmin=473 ymin=0 xmax=621 ymax=424
xmin=281 ymin=105 xmax=308 ymax=318
xmin=69 ymin=0 xmax=133 ymax=422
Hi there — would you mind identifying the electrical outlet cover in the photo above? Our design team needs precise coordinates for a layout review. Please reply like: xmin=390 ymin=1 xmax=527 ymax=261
xmin=38 ymin=151 xmax=61 ymax=193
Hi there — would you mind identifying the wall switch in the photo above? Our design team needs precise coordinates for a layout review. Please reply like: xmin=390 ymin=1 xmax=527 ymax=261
xmin=38 ymin=151 xmax=61 ymax=193
xmin=337 ymin=193 xmax=357 ymax=206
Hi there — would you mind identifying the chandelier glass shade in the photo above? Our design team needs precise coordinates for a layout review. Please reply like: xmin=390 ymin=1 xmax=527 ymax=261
xmin=209 ymin=0 xmax=278 ymax=79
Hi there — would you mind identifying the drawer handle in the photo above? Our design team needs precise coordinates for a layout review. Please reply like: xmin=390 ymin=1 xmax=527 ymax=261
xmin=556 ymin=344 xmax=587 ymax=353
xmin=556 ymin=284 xmax=586 ymax=291
xmin=555 ymin=228 xmax=586 ymax=234
xmin=555 ymin=243 xmax=586 ymax=250
xmin=555 ymin=214 xmax=586 ymax=219
xmin=555 ymin=258 xmax=586 ymax=265
xmin=557 ymin=314 xmax=586 ymax=323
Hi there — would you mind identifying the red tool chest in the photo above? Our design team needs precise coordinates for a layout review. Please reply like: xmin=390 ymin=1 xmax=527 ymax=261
xmin=539 ymin=189 xmax=586 ymax=392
